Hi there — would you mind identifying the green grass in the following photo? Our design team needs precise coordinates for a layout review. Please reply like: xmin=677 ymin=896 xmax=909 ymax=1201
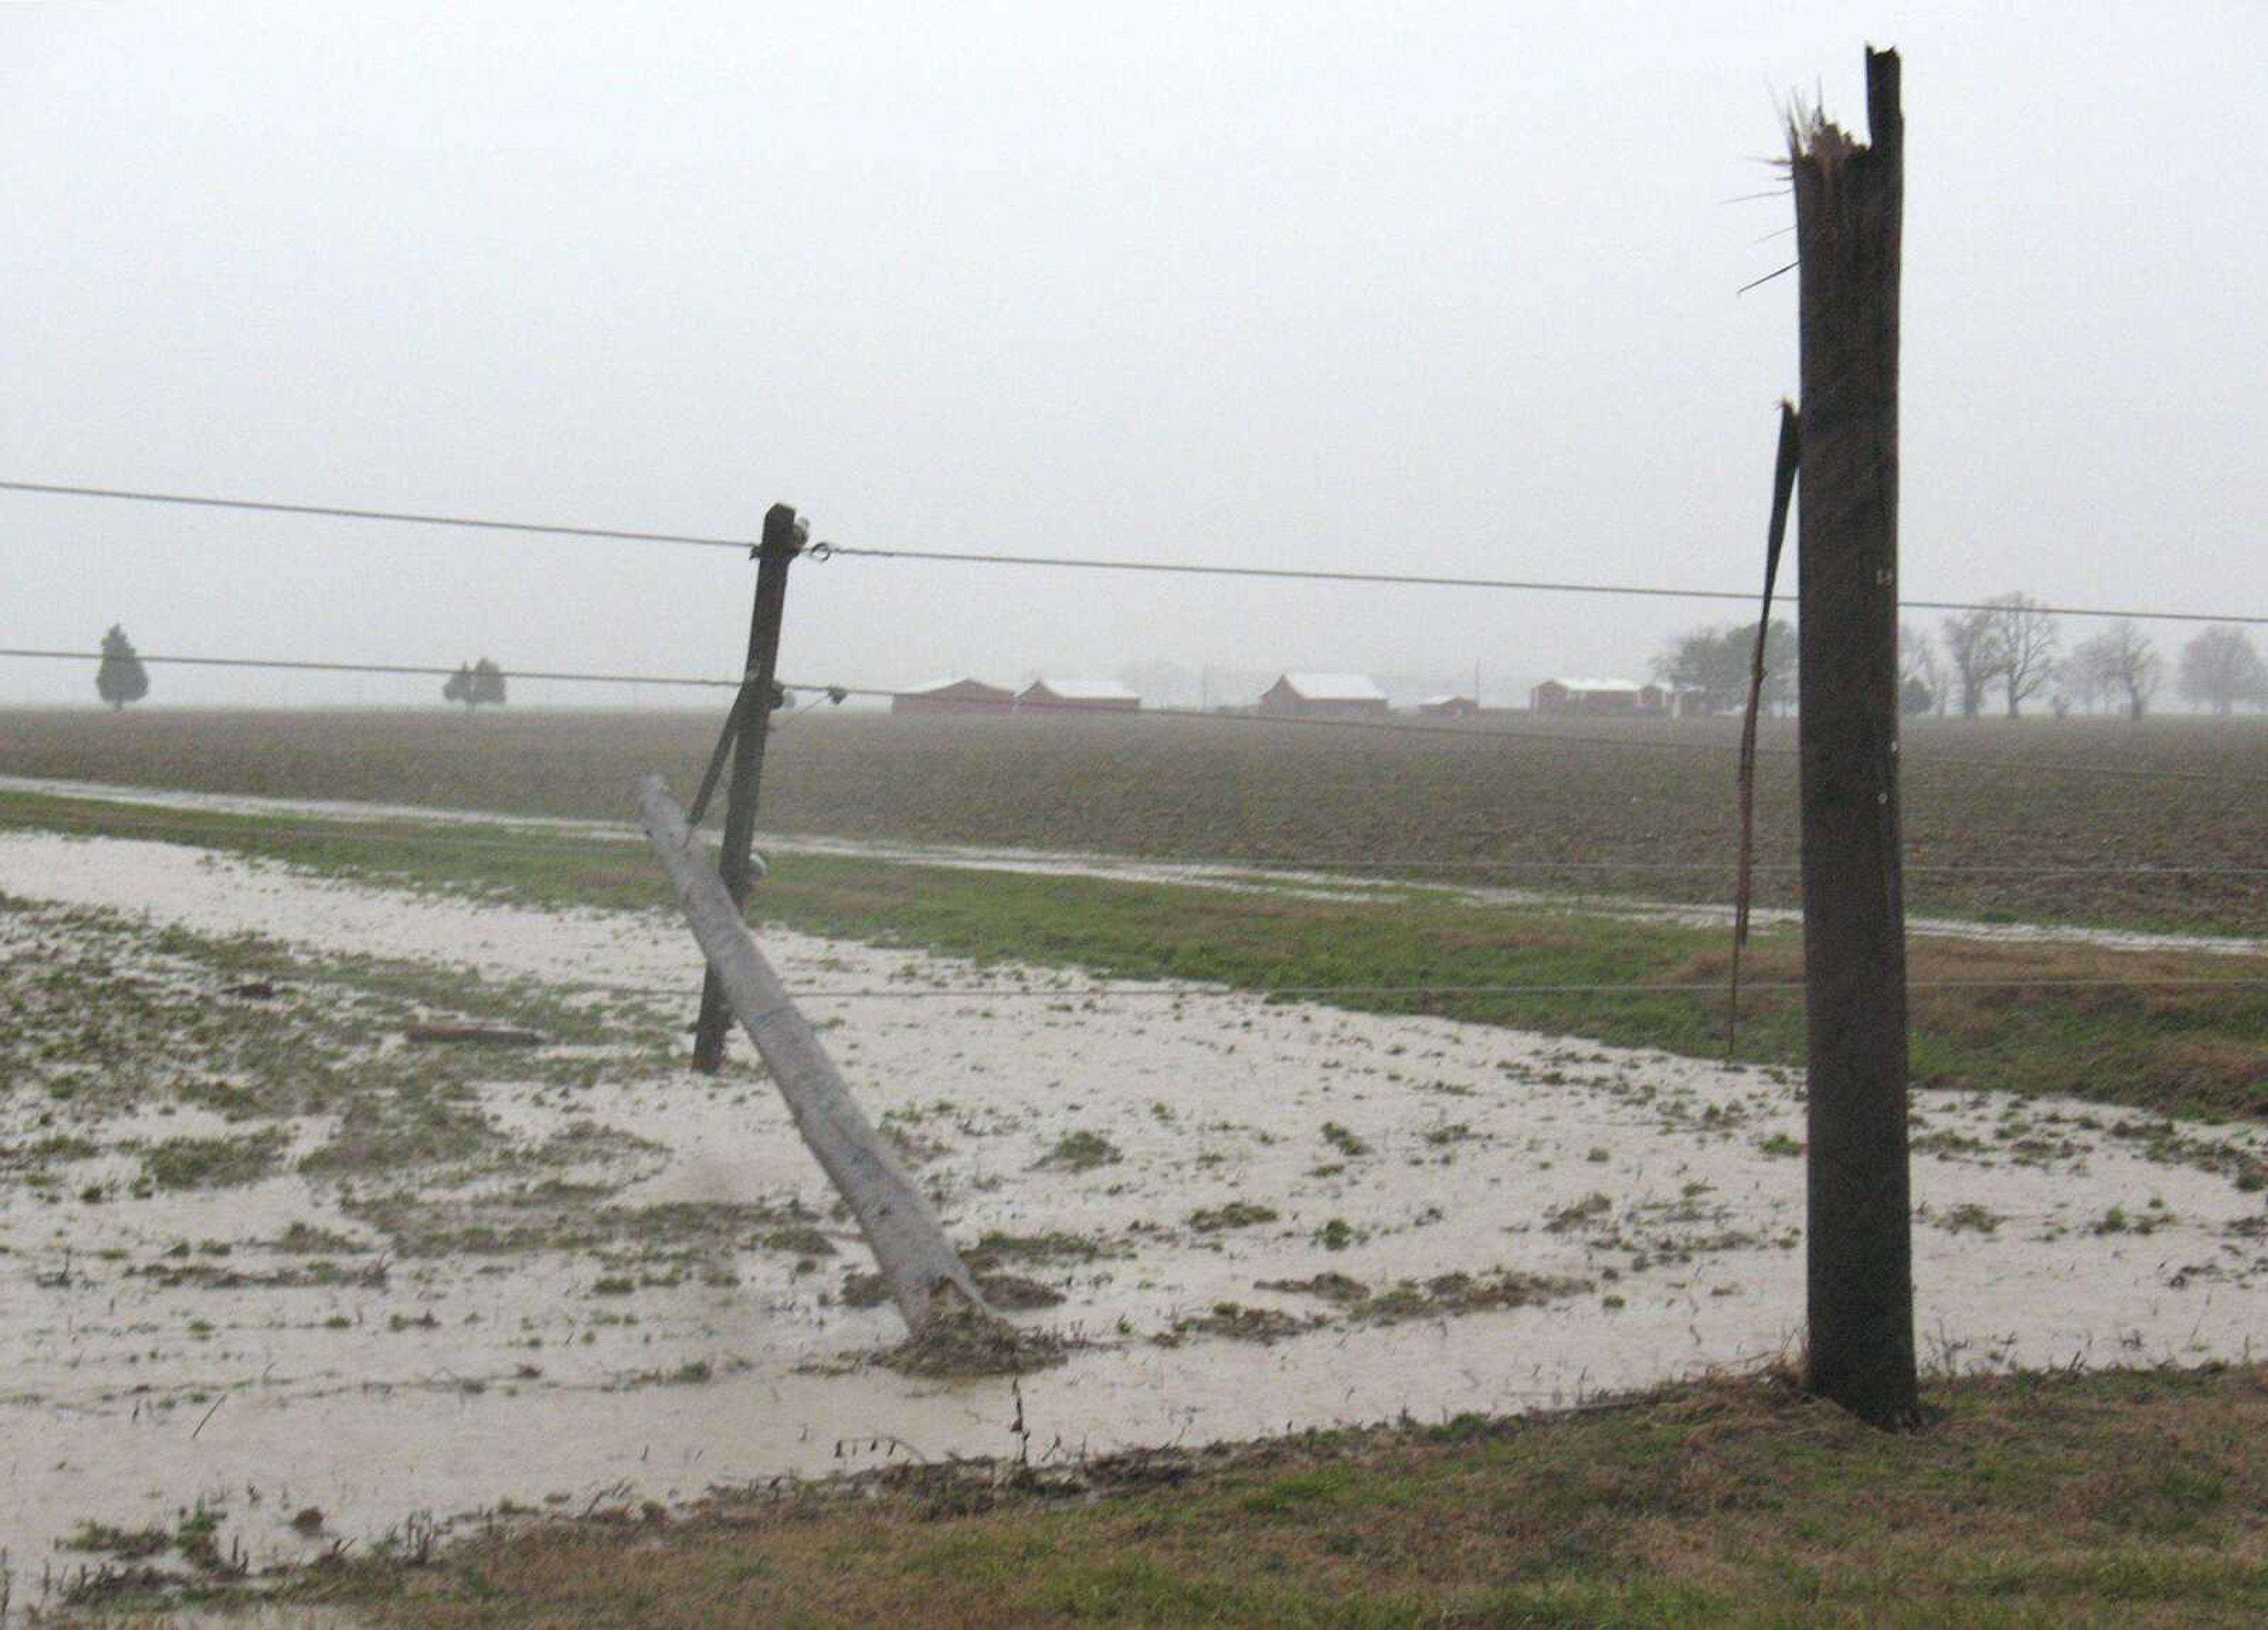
xmin=226 ymin=1364 xmax=2268 ymax=1628
xmin=142 ymin=1127 xmax=289 ymax=1189
xmin=5 ymin=786 xmax=2265 ymax=1130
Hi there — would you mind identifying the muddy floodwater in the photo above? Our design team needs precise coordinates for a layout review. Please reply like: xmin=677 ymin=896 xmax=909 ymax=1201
xmin=1 ymin=830 xmax=2264 ymax=1602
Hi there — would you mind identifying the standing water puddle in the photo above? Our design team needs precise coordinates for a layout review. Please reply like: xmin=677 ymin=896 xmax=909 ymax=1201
xmin=0 ymin=830 xmax=2263 ymax=1602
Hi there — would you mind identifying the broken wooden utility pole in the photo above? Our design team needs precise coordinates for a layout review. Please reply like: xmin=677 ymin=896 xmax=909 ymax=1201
xmin=1728 ymin=400 xmax=1800 ymax=1058
xmin=692 ymin=502 xmax=805 ymax=1074
xmin=640 ymin=775 xmax=990 ymax=1332
xmin=1791 ymin=46 xmax=1920 ymax=1429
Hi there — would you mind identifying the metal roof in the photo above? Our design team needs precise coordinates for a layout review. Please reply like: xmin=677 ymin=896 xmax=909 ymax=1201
xmin=1278 ymin=671 xmax=1387 ymax=702
xmin=899 ymin=676 xmax=1010 ymax=696
xmin=1024 ymin=677 xmax=1139 ymax=700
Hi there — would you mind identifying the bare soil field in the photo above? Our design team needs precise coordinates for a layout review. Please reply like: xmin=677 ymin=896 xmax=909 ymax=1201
xmin=0 ymin=708 xmax=2263 ymax=933
xmin=3 ymin=831 xmax=2266 ymax=1612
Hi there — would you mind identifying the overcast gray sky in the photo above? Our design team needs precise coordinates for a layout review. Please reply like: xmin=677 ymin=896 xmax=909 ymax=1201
xmin=5 ymin=2 xmax=2262 ymax=708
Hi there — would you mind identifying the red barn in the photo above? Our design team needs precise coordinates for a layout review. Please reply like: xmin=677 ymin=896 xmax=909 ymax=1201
xmin=891 ymin=677 xmax=1015 ymax=715
xmin=1259 ymin=673 xmax=1390 ymax=718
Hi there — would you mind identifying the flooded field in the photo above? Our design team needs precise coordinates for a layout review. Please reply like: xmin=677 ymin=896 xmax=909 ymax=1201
xmin=3 ymin=830 xmax=2266 ymax=1604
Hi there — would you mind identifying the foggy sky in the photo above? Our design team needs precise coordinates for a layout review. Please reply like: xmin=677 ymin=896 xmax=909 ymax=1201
xmin=5 ymin=2 xmax=2262 ymax=709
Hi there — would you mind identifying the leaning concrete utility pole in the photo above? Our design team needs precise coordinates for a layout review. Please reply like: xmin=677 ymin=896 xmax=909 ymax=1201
xmin=1791 ymin=46 xmax=1920 ymax=1429
xmin=639 ymin=776 xmax=989 ymax=1334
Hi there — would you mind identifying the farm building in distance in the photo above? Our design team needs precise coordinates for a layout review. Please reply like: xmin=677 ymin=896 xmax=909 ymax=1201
xmin=1530 ymin=677 xmax=1679 ymax=717
xmin=1259 ymin=673 xmax=1391 ymax=718
xmin=1418 ymin=695 xmax=1480 ymax=719
xmin=1017 ymin=678 xmax=1140 ymax=713
xmin=891 ymin=677 xmax=1015 ymax=715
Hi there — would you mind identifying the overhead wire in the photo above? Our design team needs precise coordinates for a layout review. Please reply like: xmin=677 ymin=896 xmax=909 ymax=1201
xmin=0 ymin=647 xmax=736 ymax=690
xmin=0 ymin=480 xmax=749 ymax=552
xmin=4 ymin=476 xmax=2260 ymax=627
xmin=9 ymin=644 xmax=2268 ymax=785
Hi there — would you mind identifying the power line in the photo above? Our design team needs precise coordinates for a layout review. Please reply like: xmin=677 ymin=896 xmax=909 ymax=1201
xmin=0 ymin=480 xmax=750 ymax=552
xmin=823 ymin=546 xmax=2266 ymax=627
xmin=0 ymin=647 xmax=1768 ymax=758
xmin=5 ymin=476 xmax=2260 ymax=627
xmin=6 ymin=644 xmax=2268 ymax=785
xmin=0 ymin=647 xmax=738 ymax=690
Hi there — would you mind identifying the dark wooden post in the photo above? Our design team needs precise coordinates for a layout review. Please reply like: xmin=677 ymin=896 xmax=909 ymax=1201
xmin=692 ymin=501 xmax=804 ymax=1073
xmin=1791 ymin=48 xmax=1920 ymax=1428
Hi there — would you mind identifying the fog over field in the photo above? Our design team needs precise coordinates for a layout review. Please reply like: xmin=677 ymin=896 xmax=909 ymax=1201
xmin=4 ymin=4 xmax=2263 ymax=708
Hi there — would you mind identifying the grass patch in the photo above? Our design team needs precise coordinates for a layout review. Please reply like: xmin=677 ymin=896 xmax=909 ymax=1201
xmin=279 ymin=1363 xmax=2268 ymax=1628
xmin=1188 ymin=1201 xmax=1280 ymax=1233
xmin=6 ymin=784 xmax=2268 ymax=1125
xmin=144 ymin=1127 xmax=289 ymax=1189
xmin=1034 ymin=1129 xmax=1122 ymax=1172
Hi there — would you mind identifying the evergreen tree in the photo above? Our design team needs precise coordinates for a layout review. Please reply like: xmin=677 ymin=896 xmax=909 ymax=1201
xmin=445 ymin=659 xmax=507 ymax=709
xmin=95 ymin=625 xmax=150 ymax=712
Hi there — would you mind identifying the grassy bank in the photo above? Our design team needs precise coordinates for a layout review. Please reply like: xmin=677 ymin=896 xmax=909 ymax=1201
xmin=5 ymin=787 xmax=2265 ymax=1129
xmin=177 ymin=1364 xmax=2263 ymax=1627
xmin=2 ymin=708 xmax=2263 ymax=933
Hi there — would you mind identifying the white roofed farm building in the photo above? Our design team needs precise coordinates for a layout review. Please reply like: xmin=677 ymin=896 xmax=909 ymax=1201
xmin=1418 ymin=695 xmax=1480 ymax=719
xmin=1259 ymin=673 xmax=1390 ymax=719
xmin=1016 ymin=678 xmax=1140 ymax=713
xmin=891 ymin=677 xmax=1015 ymax=715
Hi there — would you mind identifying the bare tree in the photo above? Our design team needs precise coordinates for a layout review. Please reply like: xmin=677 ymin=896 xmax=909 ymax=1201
xmin=1985 ymin=592 xmax=2058 ymax=718
xmin=2178 ymin=625 xmax=2268 ymax=716
xmin=2063 ymin=642 xmax=2107 ymax=713
xmin=2067 ymin=621 xmax=2161 ymax=720
xmin=1938 ymin=608 xmax=1999 ymax=719
xmin=1898 ymin=623 xmax=1946 ymax=718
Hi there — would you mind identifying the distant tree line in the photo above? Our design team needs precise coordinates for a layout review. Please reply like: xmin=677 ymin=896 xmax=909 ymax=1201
xmin=1661 ymin=603 xmax=2265 ymax=722
xmin=1904 ymin=598 xmax=2265 ymax=719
